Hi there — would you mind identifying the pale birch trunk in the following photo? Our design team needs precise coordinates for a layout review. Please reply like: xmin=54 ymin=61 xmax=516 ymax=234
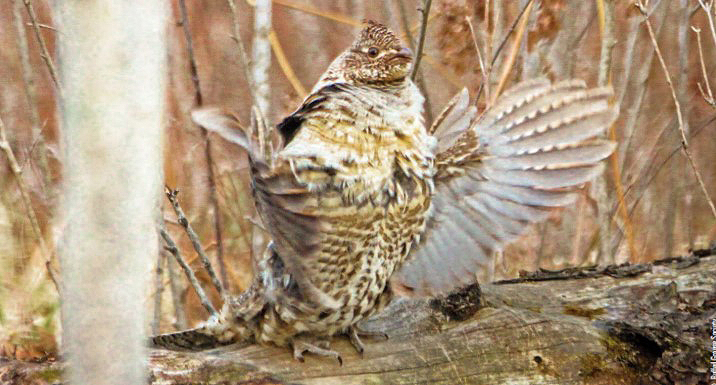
xmin=251 ymin=0 xmax=272 ymax=262
xmin=252 ymin=0 xmax=272 ymax=119
xmin=55 ymin=2 xmax=167 ymax=384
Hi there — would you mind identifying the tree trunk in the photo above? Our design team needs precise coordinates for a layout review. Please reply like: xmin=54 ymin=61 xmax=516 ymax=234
xmin=2 ymin=248 xmax=713 ymax=385
xmin=53 ymin=2 xmax=167 ymax=384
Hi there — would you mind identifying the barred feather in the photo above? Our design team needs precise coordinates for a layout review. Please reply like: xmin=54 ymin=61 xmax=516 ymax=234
xmin=393 ymin=78 xmax=618 ymax=296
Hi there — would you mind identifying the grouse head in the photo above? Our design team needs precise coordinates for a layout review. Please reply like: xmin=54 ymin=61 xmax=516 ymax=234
xmin=319 ymin=21 xmax=413 ymax=88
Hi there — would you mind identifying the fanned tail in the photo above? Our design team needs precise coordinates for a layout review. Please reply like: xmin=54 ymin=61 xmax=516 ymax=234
xmin=474 ymin=79 xmax=617 ymax=190
xmin=393 ymin=78 xmax=618 ymax=296
xmin=435 ymin=78 xmax=617 ymax=189
xmin=150 ymin=283 xmax=266 ymax=351
xmin=151 ymin=326 xmax=236 ymax=351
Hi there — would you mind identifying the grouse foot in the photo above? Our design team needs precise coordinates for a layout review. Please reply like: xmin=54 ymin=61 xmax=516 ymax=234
xmin=291 ymin=338 xmax=343 ymax=365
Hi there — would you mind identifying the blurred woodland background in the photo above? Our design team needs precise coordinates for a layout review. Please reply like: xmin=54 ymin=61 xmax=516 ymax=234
xmin=0 ymin=0 xmax=715 ymax=362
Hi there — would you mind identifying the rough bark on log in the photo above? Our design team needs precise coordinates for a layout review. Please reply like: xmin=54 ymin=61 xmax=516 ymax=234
xmin=2 ymin=249 xmax=714 ymax=385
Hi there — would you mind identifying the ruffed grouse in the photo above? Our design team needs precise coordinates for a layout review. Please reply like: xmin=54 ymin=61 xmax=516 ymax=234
xmin=152 ymin=21 xmax=618 ymax=363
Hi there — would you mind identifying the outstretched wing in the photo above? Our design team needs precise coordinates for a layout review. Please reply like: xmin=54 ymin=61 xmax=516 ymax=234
xmin=393 ymin=78 xmax=618 ymax=296
xmin=193 ymin=84 xmax=365 ymax=309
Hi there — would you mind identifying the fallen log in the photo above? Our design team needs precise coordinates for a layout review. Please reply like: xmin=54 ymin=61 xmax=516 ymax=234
xmin=2 ymin=247 xmax=714 ymax=385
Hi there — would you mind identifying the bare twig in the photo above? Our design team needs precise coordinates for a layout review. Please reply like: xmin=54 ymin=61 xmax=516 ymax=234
xmin=270 ymin=0 xmax=361 ymax=26
xmin=491 ymin=0 xmax=534 ymax=103
xmin=267 ymin=0 xmax=433 ymax=39
xmin=410 ymin=0 xmax=432 ymax=80
xmin=596 ymin=0 xmax=616 ymax=86
xmin=619 ymin=114 xmax=716 ymax=227
xmin=692 ymin=26 xmax=715 ymax=107
xmin=571 ymin=194 xmax=586 ymax=264
xmin=490 ymin=1 xmax=531 ymax=69
xmin=475 ymin=0 xmax=532 ymax=104
xmin=166 ymin=250 xmax=187 ymax=330
xmin=636 ymin=1 xmax=716 ymax=220
xmin=227 ymin=0 xmax=257 ymax=106
xmin=152 ymin=251 xmax=166 ymax=335
xmin=466 ymin=16 xmax=489 ymax=105
xmin=396 ymin=0 xmax=433 ymax=122
xmin=24 ymin=22 xmax=57 ymax=31
xmin=485 ymin=0 xmax=492 ymax=84
xmin=269 ymin=29 xmax=307 ymax=97
xmin=178 ymin=0 xmax=203 ymax=106
xmin=596 ymin=0 xmax=635 ymax=261
xmin=13 ymin=0 xmax=49 ymax=190
xmin=221 ymin=175 xmax=253 ymax=250
xmin=252 ymin=0 xmax=272 ymax=117
xmin=697 ymin=0 xmax=716 ymax=50
xmin=159 ymin=225 xmax=218 ymax=318
xmin=22 ymin=0 xmax=62 ymax=96
xmin=0 ymin=115 xmax=59 ymax=293
xmin=165 ymin=187 xmax=225 ymax=297
xmin=177 ymin=0 xmax=228 ymax=289
xmin=671 ymin=0 xmax=691 ymax=253
xmin=619 ymin=6 xmax=667 ymax=169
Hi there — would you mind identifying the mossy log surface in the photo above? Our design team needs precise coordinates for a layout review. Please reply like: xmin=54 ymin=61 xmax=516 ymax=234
xmin=2 ymin=248 xmax=714 ymax=385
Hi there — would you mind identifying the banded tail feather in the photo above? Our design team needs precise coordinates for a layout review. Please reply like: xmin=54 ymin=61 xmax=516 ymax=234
xmin=151 ymin=327 xmax=236 ymax=351
xmin=393 ymin=78 xmax=618 ymax=296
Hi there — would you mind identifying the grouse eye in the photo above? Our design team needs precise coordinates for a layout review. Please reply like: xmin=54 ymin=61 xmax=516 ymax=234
xmin=367 ymin=47 xmax=379 ymax=57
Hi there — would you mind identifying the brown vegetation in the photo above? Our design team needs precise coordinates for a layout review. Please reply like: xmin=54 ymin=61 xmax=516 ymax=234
xmin=0 ymin=0 xmax=714 ymax=365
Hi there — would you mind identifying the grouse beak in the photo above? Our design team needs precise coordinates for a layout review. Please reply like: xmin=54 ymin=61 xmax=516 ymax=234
xmin=394 ymin=47 xmax=413 ymax=60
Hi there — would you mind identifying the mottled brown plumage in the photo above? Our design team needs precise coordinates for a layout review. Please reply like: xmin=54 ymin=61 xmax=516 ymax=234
xmin=152 ymin=21 xmax=618 ymax=362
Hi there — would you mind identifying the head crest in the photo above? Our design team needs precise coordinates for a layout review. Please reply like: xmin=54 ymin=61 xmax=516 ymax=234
xmin=354 ymin=20 xmax=401 ymax=49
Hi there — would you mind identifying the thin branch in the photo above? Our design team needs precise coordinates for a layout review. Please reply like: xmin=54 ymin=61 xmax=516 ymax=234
xmin=697 ymin=0 xmax=716 ymax=50
xmin=675 ymin=0 xmax=692 ymax=251
xmin=692 ymin=26 xmax=715 ymax=106
xmin=410 ymin=0 xmax=432 ymax=80
xmin=22 ymin=0 xmax=62 ymax=96
xmin=159 ymin=225 xmax=218 ymax=318
xmin=227 ymin=0 xmax=257 ymax=106
xmin=165 ymin=187 xmax=226 ymax=297
xmin=24 ymin=22 xmax=57 ymax=31
xmin=395 ymin=0 xmax=434 ymax=124
xmin=491 ymin=0 xmax=534 ymax=103
xmin=152 ymin=251 xmax=166 ymax=335
xmin=476 ymin=0 xmax=533 ymax=104
xmin=251 ymin=0 xmax=272 ymax=117
xmin=178 ymin=0 xmax=228 ymax=289
xmin=636 ymin=1 xmax=716 ymax=220
xmin=178 ymin=0 xmax=203 ymax=106
xmin=13 ymin=0 xmax=49 ymax=193
xmin=166 ymin=250 xmax=187 ymax=330
xmin=597 ymin=0 xmax=635 ymax=260
xmin=571 ymin=194 xmax=586 ymax=264
xmin=490 ymin=1 xmax=532 ymax=69
xmin=0 ymin=115 xmax=59 ymax=293
xmin=267 ymin=0 xmax=434 ymax=40
xmin=466 ymin=16 xmax=489 ymax=105
xmin=485 ymin=0 xmax=492 ymax=80
xmin=269 ymin=29 xmax=307 ymax=97
xmin=270 ymin=0 xmax=361 ymax=26
xmin=596 ymin=0 xmax=616 ymax=86
xmin=619 ymin=8 xmax=667 ymax=170
xmin=618 ymin=114 xmax=716 ymax=228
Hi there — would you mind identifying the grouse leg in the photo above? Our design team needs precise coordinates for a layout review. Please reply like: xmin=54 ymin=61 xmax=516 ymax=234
xmin=347 ymin=325 xmax=389 ymax=356
xmin=291 ymin=338 xmax=343 ymax=365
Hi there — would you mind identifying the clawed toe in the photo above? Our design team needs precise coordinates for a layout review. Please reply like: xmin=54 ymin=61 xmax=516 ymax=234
xmin=348 ymin=327 xmax=365 ymax=356
xmin=291 ymin=340 xmax=343 ymax=365
xmin=355 ymin=327 xmax=389 ymax=341
xmin=347 ymin=325 xmax=388 ymax=356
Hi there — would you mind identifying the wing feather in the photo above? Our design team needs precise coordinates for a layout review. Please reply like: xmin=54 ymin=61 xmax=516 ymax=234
xmin=393 ymin=79 xmax=618 ymax=296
